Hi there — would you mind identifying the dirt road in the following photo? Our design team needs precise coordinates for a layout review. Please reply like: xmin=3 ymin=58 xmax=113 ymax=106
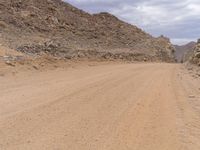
xmin=0 ymin=63 xmax=200 ymax=150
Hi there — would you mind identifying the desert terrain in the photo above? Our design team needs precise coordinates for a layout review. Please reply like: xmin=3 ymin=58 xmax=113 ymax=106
xmin=0 ymin=62 xmax=200 ymax=150
xmin=0 ymin=0 xmax=200 ymax=149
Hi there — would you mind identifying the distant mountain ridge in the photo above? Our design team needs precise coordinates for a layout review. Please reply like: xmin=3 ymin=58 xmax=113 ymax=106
xmin=0 ymin=0 xmax=175 ymax=62
xmin=174 ymin=42 xmax=196 ymax=62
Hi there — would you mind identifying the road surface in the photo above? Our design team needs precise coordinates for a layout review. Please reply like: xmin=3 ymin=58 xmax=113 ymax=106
xmin=0 ymin=63 xmax=200 ymax=150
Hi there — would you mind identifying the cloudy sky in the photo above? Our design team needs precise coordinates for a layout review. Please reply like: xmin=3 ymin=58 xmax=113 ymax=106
xmin=65 ymin=0 xmax=200 ymax=45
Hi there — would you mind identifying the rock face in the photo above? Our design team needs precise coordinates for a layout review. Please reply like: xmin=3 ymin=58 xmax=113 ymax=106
xmin=174 ymin=42 xmax=196 ymax=63
xmin=190 ymin=39 xmax=200 ymax=65
xmin=0 ymin=0 xmax=175 ymax=62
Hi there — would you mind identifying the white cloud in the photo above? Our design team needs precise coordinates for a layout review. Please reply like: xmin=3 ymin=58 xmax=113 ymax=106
xmin=65 ymin=0 xmax=200 ymax=44
xmin=171 ymin=38 xmax=196 ymax=45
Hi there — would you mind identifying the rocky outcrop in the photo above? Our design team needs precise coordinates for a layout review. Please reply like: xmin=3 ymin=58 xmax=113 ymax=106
xmin=190 ymin=39 xmax=200 ymax=65
xmin=0 ymin=0 xmax=175 ymax=62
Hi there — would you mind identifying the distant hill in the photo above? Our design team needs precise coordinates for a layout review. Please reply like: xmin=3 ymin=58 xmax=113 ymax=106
xmin=0 ymin=0 xmax=175 ymax=62
xmin=174 ymin=42 xmax=196 ymax=62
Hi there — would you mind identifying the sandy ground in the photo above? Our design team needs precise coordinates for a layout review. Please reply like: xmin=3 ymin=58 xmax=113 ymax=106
xmin=0 ymin=63 xmax=200 ymax=150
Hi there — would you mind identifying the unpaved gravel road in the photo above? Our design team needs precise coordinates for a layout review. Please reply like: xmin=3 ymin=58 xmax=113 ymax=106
xmin=0 ymin=63 xmax=200 ymax=150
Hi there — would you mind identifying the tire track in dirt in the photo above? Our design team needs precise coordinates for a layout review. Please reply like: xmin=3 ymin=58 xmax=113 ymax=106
xmin=0 ymin=63 xmax=200 ymax=150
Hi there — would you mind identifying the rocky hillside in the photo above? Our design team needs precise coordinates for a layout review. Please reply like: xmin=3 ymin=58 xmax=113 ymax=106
xmin=0 ymin=0 xmax=175 ymax=62
xmin=174 ymin=42 xmax=196 ymax=62
xmin=190 ymin=39 xmax=200 ymax=66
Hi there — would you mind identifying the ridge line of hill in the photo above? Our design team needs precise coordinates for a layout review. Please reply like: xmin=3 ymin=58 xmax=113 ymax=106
xmin=0 ymin=0 xmax=175 ymax=62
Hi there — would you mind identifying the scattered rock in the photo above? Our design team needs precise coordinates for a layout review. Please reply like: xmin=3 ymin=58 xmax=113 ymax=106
xmin=5 ymin=61 xmax=15 ymax=67
xmin=0 ymin=73 xmax=4 ymax=77
xmin=189 ymin=95 xmax=195 ymax=98
xmin=190 ymin=39 xmax=200 ymax=65
xmin=196 ymin=73 xmax=200 ymax=77
xmin=0 ymin=0 xmax=175 ymax=62
xmin=32 ymin=65 xmax=39 ymax=70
